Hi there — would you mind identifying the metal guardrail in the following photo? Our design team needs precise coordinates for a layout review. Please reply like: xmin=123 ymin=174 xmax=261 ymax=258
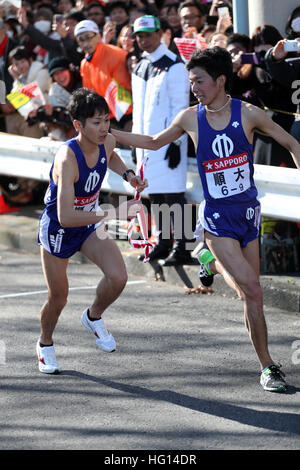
xmin=0 ymin=132 xmax=300 ymax=222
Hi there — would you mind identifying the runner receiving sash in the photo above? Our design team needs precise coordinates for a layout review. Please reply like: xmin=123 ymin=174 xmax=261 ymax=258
xmin=37 ymin=88 xmax=147 ymax=374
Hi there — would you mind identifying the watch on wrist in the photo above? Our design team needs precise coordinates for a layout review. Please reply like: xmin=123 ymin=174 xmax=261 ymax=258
xmin=123 ymin=169 xmax=135 ymax=181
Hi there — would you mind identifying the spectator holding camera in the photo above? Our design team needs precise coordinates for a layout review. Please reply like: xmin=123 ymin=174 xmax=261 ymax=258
xmin=226 ymin=32 xmax=254 ymax=98
xmin=249 ymin=25 xmax=297 ymax=167
xmin=6 ymin=45 xmax=50 ymax=138
xmin=265 ymin=37 xmax=300 ymax=145
xmin=285 ymin=6 xmax=300 ymax=39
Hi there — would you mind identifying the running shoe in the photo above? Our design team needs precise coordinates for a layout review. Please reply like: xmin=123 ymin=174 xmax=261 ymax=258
xmin=81 ymin=309 xmax=116 ymax=352
xmin=260 ymin=364 xmax=287 ymax=393
xmin=197 ymin=248 xmax=215 ymax=287
xmin=36 ymin=340 xmax=61 ymax=374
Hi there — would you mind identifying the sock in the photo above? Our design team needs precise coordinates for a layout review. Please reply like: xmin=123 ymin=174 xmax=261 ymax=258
xmin=87 ymin=308 xmax=100 ymax=322
xmin=39 ymin=342 xmax=53 ymax=348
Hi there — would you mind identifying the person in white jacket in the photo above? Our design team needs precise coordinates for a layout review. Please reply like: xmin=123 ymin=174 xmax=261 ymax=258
xmin=132 ymin=15 xmax=192 ymax=265
xmin=6 ymin=45 xmax=50 ymax=138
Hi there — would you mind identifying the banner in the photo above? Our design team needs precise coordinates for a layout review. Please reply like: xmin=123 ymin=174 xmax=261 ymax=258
xmin=6 ymin=81 xmax=45 ymax=116
xmin=174 ymin=36 xmax=207 ymax=63
xmin=105 ymin=79 xmax=132 ymax=121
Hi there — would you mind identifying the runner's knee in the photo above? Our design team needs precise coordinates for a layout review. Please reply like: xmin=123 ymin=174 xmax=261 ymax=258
xmin=48 ymin=292 xmax=68 ymax=312
xmin=108 ymin=269 xmax=128 ymax=291
xmin=241 ymin=279 xmax=262 ymax=303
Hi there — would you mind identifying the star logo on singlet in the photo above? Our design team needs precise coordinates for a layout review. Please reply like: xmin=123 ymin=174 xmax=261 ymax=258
xmin=232 ymin=121 xmax=239 ymax=128
xmin=213 ymin=212 xmax=220 ymax=219
xmin=101 ymin=157 xmax=106 ymax=164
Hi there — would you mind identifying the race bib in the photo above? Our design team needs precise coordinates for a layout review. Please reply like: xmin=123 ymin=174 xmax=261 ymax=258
xmin=74 ymin=190 xmax=100 ymax=212
xmin=204 ymin=153 xmax=250 ymax=199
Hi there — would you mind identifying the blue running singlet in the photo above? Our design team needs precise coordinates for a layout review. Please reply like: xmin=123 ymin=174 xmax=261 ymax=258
xmin=196 ymin=98 xmax=258 ymax=205
xmin=38 ymin=137 xmax=107 ymax=258
xmin=195 ymin=99 xmax=261 ymax=247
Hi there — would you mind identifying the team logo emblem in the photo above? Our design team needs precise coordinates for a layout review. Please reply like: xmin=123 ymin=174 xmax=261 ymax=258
xmin=85 ymin=170 xmax=100 ymax=192
xmin=212 ymin=133 xmax=234 ymax=158
xmin=246 ymin=207 xmax=255 ymax=220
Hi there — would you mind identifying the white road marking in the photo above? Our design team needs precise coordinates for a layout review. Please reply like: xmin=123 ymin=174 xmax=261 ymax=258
xmin=0 ymin=280 xmax=146 ymax=299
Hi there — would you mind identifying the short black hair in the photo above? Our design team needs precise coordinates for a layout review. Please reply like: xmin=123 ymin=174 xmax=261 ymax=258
xmin=67 ymin=88 xmax=109 ymax=125
xmin=9 ymin=45 xmax=32 ymax=62
xmin=226 ymin=33 xmax=250 ymax=52
xmin=64 ymin=10 xmax=85 ymax=22
xmin=178 ymin=1 xmax=205 ymax=16
xmin=108 ymin=1 xmax=129 ymax=14
xmin=251 ymin=24 xmax=282 ymax=48
xmin=186 ymin=47 xmax=233 ymax=92
xmin=86 ymin=1 xmax=105 ymax=13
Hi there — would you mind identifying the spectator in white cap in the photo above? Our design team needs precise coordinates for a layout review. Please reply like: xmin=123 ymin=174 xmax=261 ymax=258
xmin=74 ymin=19 xmax=132 ymax=128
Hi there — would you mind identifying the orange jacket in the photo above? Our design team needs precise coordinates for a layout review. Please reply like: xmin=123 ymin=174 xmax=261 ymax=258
xmin=80 ymin=41 xmax=132 ymax=119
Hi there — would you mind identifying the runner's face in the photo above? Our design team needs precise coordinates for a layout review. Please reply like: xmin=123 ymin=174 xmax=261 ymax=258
xmin=80 ymin=111 xmax=110 ymax=144
xmin=189 ymin=67 xmax=221 ymax=105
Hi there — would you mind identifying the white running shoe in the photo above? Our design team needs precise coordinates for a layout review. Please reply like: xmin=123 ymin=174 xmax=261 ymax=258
xmin=81 ymin=309 xmax=116 ymax=352
xmin=36 ymin=341 xmax=61 ymax=374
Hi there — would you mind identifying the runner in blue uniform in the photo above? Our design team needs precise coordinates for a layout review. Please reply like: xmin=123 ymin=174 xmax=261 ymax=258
xmin=111 ymin=47 xmax=300 ymax=393
xmin=37 ymin=88 xmax=147 ymax=374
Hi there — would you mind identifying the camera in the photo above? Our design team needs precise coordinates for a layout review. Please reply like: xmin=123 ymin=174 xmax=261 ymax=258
xmin=284 ymin=40 xmax=300 ymax=52
xmin=217 ymin=2 xmax=230 ymax=17
xmin=26 ymin=106 xmax=72 ymax=127
xmin=54 ymin=14 xmax=63 ymax=23
xmin=241 ymin=52 xmax=262 ymax=65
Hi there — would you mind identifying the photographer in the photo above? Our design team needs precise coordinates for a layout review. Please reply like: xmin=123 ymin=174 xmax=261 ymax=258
xmin=6 ymin=45 xmax=50 ymax=138
xmin=227 ymin=25 xmax=297 ymax=168
xmin=265 ymin=38 xmax=300 ymax=144
xmin=26 ymin=56 xmax=81 ymax=141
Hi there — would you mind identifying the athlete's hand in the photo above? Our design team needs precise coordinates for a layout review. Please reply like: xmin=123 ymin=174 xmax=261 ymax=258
xmin=128 ymin=174 xmax=148 ymax=193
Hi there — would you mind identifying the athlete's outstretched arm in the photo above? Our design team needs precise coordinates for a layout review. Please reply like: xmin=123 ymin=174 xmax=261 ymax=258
xmin=105 ymin=134 xmax=148 ymax=192
xmin=111 ymin=109 xmax=187 ymax=150
xmin=247 ymin=104 xmax=300 ymax=170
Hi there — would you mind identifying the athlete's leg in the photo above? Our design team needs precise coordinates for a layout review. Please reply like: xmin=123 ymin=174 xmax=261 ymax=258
xmin=40 ymin=247 xmax=69 ymax=345
xmin=205 ymin=234 xmax=273 ymax=369
xmin=80 ymin=230 xmax=128 ymax=319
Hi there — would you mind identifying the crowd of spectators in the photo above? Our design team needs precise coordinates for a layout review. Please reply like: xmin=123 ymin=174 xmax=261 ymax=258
xmin=0 ymin=0 xmax=299 ymax=266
